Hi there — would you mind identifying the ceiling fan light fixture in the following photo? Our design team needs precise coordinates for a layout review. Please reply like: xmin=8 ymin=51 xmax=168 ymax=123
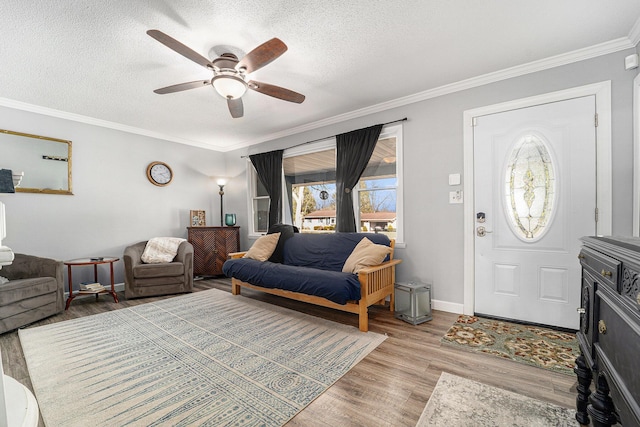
xmin=212 ymin=75 xmax=247 ymax=99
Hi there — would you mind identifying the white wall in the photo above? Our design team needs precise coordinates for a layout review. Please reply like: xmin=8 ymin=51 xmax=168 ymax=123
xmin=223 ymin=49 xmax=638 ymax=309
xmin=0 ymin=106 xmax=226 ymax=285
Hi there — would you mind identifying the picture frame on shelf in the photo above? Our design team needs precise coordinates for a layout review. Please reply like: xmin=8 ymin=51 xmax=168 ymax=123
xmin=190 ymin=210 xmax=206 ymax=227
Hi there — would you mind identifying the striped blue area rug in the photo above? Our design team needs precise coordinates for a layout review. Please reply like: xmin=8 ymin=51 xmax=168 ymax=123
xmin=19 ymin=289 xmax=385 ymax=426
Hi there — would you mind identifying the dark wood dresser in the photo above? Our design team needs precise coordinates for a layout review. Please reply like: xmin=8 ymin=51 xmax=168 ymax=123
xmin=187 ymin=226 xmax=240 ymax=276
xmin=576 ymin=236 xmax=640 ymax=427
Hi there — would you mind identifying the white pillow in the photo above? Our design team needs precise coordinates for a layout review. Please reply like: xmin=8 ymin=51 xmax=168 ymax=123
xmin=342 ymin=237 xmax=392 ymax=274
xmin=243 ymin=233 xmax=281 ymax=262
xmin=141 ymin=237 xmax=186 ymax=263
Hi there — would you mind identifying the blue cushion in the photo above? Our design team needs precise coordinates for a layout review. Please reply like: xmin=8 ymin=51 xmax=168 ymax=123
xmin=222 ymin=258 xmax=361 ymax=304
xmin=283 ymin=233 xmax=391 ymax=272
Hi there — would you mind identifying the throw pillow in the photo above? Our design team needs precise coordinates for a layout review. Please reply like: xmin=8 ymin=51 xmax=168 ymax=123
xmin=141 ymin=237 xmax=186 ymax=263
xmin=266 ymin=224 xmax=298 ymax=263
xmin=243 ymin=233 xmax=281 ymax=261
xmin=342 ymin=237 xmax=392 ymax=274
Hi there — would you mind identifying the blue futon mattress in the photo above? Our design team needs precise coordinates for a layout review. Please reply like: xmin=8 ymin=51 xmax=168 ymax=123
xmin=222 ymin=258 xmax=361 ymax=305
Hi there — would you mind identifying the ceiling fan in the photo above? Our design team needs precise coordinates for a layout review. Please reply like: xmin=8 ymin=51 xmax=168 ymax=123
xmin=147 ymin=29 xmax=305 ymax=118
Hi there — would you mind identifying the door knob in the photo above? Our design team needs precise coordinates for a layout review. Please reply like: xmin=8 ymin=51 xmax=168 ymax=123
xmin=476 ymin=226 xmax=493 ymax=237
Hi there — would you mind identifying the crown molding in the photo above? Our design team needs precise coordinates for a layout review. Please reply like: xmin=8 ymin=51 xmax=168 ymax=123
xmin=0 ymin=98 xmax=225 ymax=151
xmin=629 ymin=15 xmax=640 ymax=46
xmin=1 ymin=35 xmax=636 ymax=153
xmin=226 ymin=36 xmax=635 ymax=152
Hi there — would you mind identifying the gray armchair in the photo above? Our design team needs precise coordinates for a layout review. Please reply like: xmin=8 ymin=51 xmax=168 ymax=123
xmin=123 ymin=240 xmax=194 ymax=299
xmin=0 ymin=253 xmax=64 ymax=334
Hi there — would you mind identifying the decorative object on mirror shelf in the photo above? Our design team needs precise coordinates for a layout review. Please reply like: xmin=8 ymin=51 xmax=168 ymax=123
xmin=225 ymin=213 xmax=236 ymax=226
xmin=217 ymin=178 xmax=227 ymax=226
xmin=0 ymin=170 xmax=15 ymax=194
xmin=394 ymin=281 xmax=432 ymax=325
xmin=190 ymin=210 xmax=206 ymax=227
xmin=1 ymin=129 xmax=73 ymax=195
xmin=12 ymin=171 xmax=23 ymax=188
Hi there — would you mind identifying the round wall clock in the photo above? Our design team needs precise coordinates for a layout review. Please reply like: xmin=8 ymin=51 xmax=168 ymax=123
xmin=146 ymin=161 xmax=173 ymax=186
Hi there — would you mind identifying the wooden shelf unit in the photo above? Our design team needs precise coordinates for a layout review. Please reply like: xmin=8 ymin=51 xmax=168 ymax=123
xmin=187 ymin=226 xmax=240 ymax=276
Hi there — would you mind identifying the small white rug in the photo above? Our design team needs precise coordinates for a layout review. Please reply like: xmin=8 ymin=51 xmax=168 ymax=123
xmin=19 ymin=289 xmax=386 ymax=427
xmin=416 ymin=372 xmax=576 ymax=427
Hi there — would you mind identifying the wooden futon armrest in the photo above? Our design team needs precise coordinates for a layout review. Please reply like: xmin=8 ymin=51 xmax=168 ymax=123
xmin=228 ymin=251 xmax=247 ymax=259
xmin=357 ymin=259 xmax=402 ymax=275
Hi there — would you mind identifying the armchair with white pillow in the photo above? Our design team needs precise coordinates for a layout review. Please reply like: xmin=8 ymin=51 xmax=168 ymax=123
xmin=123 ymin=238 xmax=194 ymax=299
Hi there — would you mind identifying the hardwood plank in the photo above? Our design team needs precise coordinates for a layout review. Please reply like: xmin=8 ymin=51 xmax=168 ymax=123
xmin=1 ymin=278 xmax=581 ymax=427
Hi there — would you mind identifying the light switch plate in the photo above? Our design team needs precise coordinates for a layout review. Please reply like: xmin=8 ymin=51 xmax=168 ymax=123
xmin=448 ymin=173 xmax=461 ymax=186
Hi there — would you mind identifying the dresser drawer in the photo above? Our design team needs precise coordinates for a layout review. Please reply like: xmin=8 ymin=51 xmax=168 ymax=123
xmin=580 ymin=247 xmax=620 ymax=291
xmin=595 ymin=288 xmax=640 ymax=409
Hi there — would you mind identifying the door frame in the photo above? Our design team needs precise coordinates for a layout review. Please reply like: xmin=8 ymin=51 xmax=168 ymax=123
xmin=462 ymin=81 xmax=612 ymax=316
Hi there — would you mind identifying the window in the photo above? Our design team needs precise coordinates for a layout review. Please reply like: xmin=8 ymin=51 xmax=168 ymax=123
xmin=504 ymin=134 xmax=556 ymax=242
xmin=247 ymin=124 xmax=403 ymax=243
xmin=355 ymin=136 xmax=398 ymax=239
xmin=284 ymin=142 xmax=336 ymax=232
xmin=248 ymin=172 xmax=270 ymax=234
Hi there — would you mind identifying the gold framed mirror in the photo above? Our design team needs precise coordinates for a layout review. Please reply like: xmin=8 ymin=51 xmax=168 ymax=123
xmin=0 ymin=129 xmax=73 ymax=195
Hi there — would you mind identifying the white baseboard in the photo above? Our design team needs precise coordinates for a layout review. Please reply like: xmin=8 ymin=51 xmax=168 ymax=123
xmin=64 ymin=284 xmax=465 ymax=316
xmin=432 ymin=299 xmax=463 ymax=314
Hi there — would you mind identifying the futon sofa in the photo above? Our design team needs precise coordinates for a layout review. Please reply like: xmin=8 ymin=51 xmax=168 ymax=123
xmin=223 ymin=232 xmax=401 ymax=332
xmin=0 ymin=253 xmax=64 ymax=334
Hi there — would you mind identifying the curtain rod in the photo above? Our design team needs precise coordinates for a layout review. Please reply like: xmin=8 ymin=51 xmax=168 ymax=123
xmin=240 ymin=117 xmax=408 ymax=158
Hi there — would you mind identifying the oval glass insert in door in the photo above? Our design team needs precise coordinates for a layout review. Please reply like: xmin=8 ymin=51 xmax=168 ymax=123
xmin=503 ymin=134 xmax=557 ymax=242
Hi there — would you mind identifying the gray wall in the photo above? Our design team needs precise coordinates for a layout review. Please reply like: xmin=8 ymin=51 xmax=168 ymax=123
xmin=0 ymin=106 xmax=225 ymax=285
xmin=1 ymin=48 xmax=636 ymax=306
xmin=223 ymin=48 xmax=638 ymax=308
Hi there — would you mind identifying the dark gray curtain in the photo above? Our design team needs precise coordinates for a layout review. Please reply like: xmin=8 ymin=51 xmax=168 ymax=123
xmin=335 ymin=124 xmax=383 ymax=232
xmin=250 ymin=149 xmax=284 ymax=229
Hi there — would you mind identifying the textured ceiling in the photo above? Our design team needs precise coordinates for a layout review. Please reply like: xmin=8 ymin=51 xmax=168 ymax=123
xmin=2 ymin=1 xmax=640 ymax=152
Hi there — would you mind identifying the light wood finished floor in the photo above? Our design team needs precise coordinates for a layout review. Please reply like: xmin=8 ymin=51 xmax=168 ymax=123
xmin=1 ymin=278 xmax=580 ymax=427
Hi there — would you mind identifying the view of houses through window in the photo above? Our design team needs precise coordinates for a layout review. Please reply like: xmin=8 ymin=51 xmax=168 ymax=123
xmin=250 ymin=125 xmax=402 ymax=242
xmin=286 ymin=136 xmax=398 ymax=240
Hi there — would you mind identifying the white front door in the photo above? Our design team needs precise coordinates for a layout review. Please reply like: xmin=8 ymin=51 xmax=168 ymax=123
xmin=474 ymin=96 xmax=596 ymax=330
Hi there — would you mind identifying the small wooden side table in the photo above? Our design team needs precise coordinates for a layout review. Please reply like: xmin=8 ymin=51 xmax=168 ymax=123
xmin=64 ymin=257 xmax=119 ymax=310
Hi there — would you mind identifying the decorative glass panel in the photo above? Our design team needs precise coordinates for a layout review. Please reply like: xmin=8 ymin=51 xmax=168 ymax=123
xmin=504 ymin=134 xmax=556 ymax=241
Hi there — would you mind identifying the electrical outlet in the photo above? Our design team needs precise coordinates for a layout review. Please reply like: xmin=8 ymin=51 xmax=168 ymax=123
xmin=449 ymin=190 xmax=463 ymax=204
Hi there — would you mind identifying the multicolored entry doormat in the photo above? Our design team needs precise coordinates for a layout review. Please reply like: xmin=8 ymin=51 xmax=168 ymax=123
xmin=441 ymin=315 xmax=579 ymax=375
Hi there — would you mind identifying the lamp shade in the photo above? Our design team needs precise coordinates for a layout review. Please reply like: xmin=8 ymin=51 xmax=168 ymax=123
xmin=212 ymin=75 xmax=247 ymax=99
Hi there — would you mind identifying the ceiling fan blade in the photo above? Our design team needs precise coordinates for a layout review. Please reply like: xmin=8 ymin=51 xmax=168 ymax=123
xmin=153 ymin=80 xmax=211 ymax=94
xmin=237 ymin=38 xmax=287 ymax=74
xmin=248 ymin=80 xmax=305 ymax=103
xmin=227 ymin=98 xmax=244 ymax=118
xmin=147 ymin=29 xmax=215 ymax=70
